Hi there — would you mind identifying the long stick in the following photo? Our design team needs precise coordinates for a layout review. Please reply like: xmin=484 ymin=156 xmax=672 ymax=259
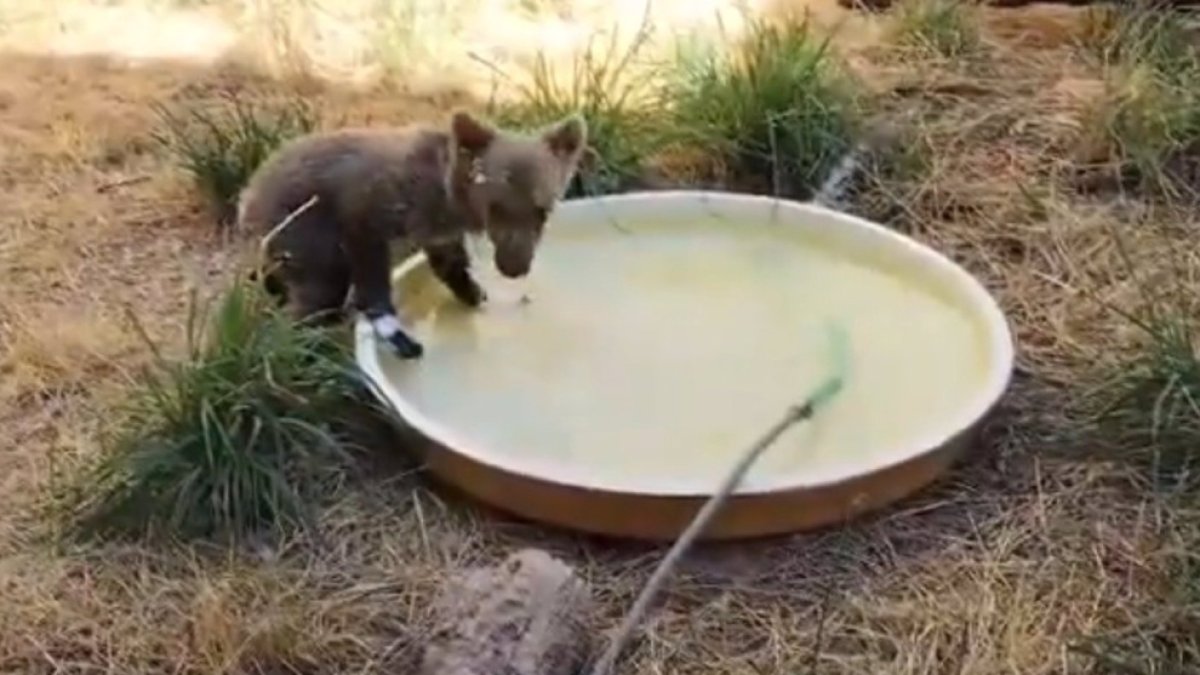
xmin=587 ymin=368 xmax=846 ymax=675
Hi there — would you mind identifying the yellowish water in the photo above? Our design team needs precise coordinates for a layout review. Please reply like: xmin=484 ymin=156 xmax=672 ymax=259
xmin=379 ymin=216 xmax=991 ymax=489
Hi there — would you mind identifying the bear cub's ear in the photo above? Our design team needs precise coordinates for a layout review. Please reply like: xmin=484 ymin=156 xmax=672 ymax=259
xmin=541 ymin=114 xmax=587 ymax=162
xmin=450 ymin=110 xmax=498 ymax=156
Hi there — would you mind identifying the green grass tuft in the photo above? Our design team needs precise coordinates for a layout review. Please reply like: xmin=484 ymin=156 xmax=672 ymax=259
xmin=1088 ymin=233 xmax=1200 ymax=492
xmin=152 ymin=92 xmax=319 ymax=226
xmin=889 ymin=0 xmax=979 ymax=58
xmin=1077 ymin=3 xmax=1200 ymax=196
xmin=662 ymin=14 xmax=860 ymax=199
xmin=63 ymin=273 xmax=384 ymax=544
xmin=488 ymin=27 xmax=666 ymax=197
xmin=1074 ymin=223 xmax=1200 ymax=673
xmin=1097 ymin=310 xmax=1200 ymax=488
xmin=1088 ymin=1 xmax=1197 ymax=81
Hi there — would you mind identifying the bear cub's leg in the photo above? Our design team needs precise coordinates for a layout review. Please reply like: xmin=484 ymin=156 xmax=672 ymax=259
xmin=260 ymin=217 xmax=352 ymax=328
xmin=345 ymin=232 xmax=424 ymax=359
xmin=424 ymin=238 xmax=487 ymax=308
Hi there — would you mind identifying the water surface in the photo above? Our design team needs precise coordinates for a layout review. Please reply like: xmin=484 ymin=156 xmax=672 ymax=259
xmin=379 ymin=215 xmax=989 ymax=489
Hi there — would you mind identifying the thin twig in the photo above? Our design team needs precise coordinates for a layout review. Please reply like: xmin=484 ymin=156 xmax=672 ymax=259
xmin=805 ymin=581 xmax=833 ymax=674
xmin=96 ymin=175 xmax=151 ymax=193
xmin=258 ymin=194 xmax=320 ymax=261
xmin=588 ymin=369 xmax=846 ymax=675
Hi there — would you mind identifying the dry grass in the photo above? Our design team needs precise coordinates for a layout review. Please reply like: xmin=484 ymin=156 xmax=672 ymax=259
xmin=0 ymin=1 xmax=1199 ymax=673
xmin=0 ymin=305 xmax=135 ymax=405
xmin=886 ymin=0 xmax=980 ymax=59
xmin=1072 ymin=2 xmax=1200 ymax=196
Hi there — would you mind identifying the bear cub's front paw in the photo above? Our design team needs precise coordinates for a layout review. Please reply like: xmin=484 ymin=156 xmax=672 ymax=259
xmin=371 ymin=314 xmax=425 ymax=360
xmin=387 ymin=330 xmax=424 ymax=359
xmin=451 ymin=276 xmax=487 ymax=308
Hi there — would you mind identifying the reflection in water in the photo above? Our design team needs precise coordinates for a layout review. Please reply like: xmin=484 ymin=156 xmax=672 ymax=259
xmin=379 ymin=215 xmax=989 ymax=488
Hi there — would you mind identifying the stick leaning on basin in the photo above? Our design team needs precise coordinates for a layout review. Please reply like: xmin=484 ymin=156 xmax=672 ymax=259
xmin=588 ymin=321 xmax=852 ymax=675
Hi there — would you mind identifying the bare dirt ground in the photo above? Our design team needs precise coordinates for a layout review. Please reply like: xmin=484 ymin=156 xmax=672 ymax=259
xmin=1 ymin=1 xmax=1197 ymax=673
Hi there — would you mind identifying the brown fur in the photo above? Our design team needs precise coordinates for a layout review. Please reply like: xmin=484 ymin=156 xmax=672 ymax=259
xmin=236 ymin=110 xmax=587 ymax=358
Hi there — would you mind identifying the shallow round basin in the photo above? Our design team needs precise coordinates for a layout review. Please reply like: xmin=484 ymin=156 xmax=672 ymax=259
xmin=355 ymin=190 xmax=1014 ymax=541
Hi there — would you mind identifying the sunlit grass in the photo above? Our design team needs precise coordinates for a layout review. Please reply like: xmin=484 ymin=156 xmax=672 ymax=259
xmin=490 ymin=25 xmax=667 ymax=196
xmin=663 ymin=13 xmax=860 ymax=198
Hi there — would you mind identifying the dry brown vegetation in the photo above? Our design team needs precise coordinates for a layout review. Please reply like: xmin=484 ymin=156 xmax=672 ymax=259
xmin=2 ymin=0 xmax=1200 ymax=673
